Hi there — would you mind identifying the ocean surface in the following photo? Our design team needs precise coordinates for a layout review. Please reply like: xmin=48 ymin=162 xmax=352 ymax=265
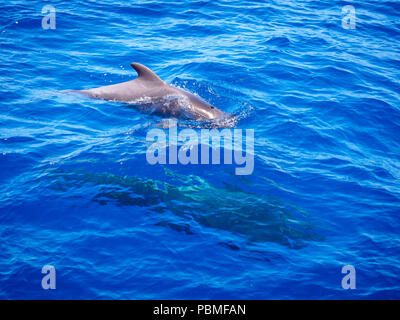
xmin=1 ymin=0 xmax=399 ymax=299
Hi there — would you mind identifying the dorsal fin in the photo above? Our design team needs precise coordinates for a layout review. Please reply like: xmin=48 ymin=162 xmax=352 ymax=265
xmin=130 ymin=63 xmax=164 ymax=82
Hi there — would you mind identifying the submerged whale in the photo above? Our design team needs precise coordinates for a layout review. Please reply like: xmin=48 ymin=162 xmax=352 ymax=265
xmin=75 ymin=63 xmax=230 ymax=121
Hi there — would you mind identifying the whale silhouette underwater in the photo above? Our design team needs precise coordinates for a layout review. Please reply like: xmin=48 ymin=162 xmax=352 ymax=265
xmin=73 ymin=63 xmax=234 ymax=126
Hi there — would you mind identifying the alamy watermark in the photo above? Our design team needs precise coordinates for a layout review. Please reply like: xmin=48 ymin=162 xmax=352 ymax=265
xmin=341 ymin=265 xmax=356 ymax=289
xmin=41 ymin=265 xmax=56 ymax=290
xmin=342 ymin=3 xmax=356 ymax=30
xmin=41 ymin=5 xmax=56 ymax=30
xmin=146 ymin=119 xmax=254 ymax=175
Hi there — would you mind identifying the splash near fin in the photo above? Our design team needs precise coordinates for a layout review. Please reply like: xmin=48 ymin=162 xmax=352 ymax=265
xmin=130 ymin=63 xmax=164 ymax=82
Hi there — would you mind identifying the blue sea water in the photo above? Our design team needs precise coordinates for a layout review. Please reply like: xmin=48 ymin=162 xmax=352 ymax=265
xmin=1 ymin=0 xmax=400 ymax=299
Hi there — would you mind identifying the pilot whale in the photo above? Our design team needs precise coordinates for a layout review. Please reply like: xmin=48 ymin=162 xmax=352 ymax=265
xmin=75 ymin=63 xmax=230 ymax=121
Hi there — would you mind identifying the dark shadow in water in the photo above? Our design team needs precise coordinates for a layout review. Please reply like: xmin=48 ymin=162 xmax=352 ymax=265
xmin=47 ymin=167 xmax=325 ymax=249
